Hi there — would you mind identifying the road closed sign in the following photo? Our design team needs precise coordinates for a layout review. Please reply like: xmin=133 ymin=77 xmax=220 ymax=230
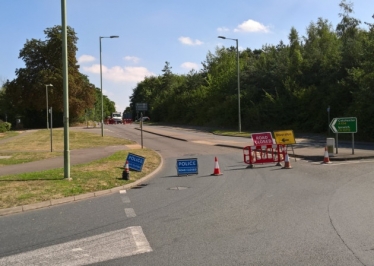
xmin=273 ymin=130 xmax=296 ymax=145
xmin=251 ymin=132 xmax=274 ymax=146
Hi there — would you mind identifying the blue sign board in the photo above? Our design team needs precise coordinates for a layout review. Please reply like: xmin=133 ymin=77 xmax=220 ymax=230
xmin=126 ymin=153 xmax=146 ymax=172
xmin=176 ymin=158 xmax=198 ymax=176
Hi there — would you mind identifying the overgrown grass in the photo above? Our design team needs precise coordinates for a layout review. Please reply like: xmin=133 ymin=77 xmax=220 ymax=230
xmin=0 ymin=129 xmax=135 ymax=166
xmin=0 ymin=149 xmax=160 ymax=209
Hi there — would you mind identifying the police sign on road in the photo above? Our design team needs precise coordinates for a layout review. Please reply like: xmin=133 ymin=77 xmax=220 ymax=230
xmin=176 ymin=158 xmax=198 ymax=176
xmin=126 ymin=153 xmax=146 ymax=172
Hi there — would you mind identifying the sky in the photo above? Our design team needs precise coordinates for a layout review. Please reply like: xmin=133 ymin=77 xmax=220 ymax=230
xmin=1 ymin=1 xmax=373 ymax=113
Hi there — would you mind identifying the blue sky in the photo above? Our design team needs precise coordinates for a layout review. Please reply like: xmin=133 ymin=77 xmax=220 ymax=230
xmin=1 ymin=0 xmax=373 ymax=113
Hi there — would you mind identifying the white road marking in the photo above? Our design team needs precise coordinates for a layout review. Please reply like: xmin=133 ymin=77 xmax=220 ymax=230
xmin=125 ymin=208 xmax=137 ymax=217
xmin=119 ymin=190 xmax=127 ymax=194
xmin=121 ymin=195 xmax=131 ymax=203
xmin=0 ymin=226 xmax=152 ymax=266
xmin=312 ymin=160 xmax=374 ymax=166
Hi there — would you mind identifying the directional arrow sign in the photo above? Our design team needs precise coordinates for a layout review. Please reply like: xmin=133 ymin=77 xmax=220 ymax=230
xmin=273 ymin=130 xmax=296 ymax=145
xmin=329 ymin=117 xmax=357 ymax=133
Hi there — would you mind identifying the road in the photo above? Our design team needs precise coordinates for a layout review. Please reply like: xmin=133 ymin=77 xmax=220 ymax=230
xmin=1 ymin=124 xmax=374 ymax=265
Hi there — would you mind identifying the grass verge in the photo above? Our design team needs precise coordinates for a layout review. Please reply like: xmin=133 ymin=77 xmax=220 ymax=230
xmin=0 ymin=149 xmax=160 ymax=209
xmin=0 ymin=131 xmax=19 ymax=140
xmin=212 ymin=130 xmax=251 ymax=138
xmin=0 ymin=129 xmax=135 ymax=166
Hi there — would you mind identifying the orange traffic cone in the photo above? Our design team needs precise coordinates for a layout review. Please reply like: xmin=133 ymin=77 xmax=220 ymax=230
xmin=211 ymin=157 xmax=223 ymax=176
xmin=122 ymin=160 xmax=130 ymax=180
xmin=323 ymin=146 xmax=331 ymax=164
xmin=282 ymin=152 xmax=292 ymax=169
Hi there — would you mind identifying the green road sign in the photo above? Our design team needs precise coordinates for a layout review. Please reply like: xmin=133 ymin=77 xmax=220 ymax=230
xmin=329 ymin=117 xmax=357 ymax=133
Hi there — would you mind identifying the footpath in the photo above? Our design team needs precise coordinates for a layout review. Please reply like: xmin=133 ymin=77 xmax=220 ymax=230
xmin=139 ymin=125 xmax=374 ymax=161
xmin=1 ymin=125 xmax=374 ymax=216
xmin=3 ymin=126 xmax=374 ymax=177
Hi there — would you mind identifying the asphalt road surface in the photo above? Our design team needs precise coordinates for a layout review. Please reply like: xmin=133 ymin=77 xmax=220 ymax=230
xmin=1 ymin=124 xmax=374 ymax=265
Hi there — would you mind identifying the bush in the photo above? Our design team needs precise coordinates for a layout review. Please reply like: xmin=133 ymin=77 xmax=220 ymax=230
xmin=0 ymin=121 xmax=11 ymax=133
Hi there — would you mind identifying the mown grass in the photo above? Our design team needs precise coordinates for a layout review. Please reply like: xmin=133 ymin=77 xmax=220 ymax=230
xmin=0 ymin=149 xmax=161 ymax=209
xmin=0 ymin=130 xmax=19 ymax=140
xmin=0 ymin=129 xmax=135 ymax=166
xmin=212 ymin=130 xmax=251 ymax=138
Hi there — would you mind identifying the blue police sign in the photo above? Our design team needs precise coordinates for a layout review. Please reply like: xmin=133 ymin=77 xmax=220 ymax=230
xmin=126 ymin=153 xmax=146 ymax=172
xmin=176 ymin=158 xmax=198 ymax=176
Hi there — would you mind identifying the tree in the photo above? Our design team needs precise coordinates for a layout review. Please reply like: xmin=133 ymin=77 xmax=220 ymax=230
xmin=4 ymin=25 xmax=96 ymax=128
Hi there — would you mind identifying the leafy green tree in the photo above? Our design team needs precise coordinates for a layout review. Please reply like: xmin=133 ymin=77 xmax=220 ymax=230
xmin=0 ymin=80 xmax=10 ymax=122
xmin=126 ymin=1 xmax=374 ymax=139
xmin=4 ymin=25 xmax=96 ymax=128
xmin=347 ymin=15 xmax=374 ymax=139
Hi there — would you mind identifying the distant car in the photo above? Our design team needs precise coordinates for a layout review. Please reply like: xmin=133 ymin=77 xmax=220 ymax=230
xmin=137 ymin=116 xmax=150 ymax=122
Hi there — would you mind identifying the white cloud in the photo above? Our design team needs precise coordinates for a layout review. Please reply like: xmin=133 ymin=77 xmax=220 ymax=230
xmin=234 ymin=19 xmax=270 ymax=33
xmin=83 ymin=64 xmax=155 ymax=82
xmin=217 ymin=27 xmax=229 ymax=32
xmin=181 ymin=62 xmax=199 ymax=70
xmin=124 ymin=56 xmax=140 ymax=63
xmin=78 ymin=54 xmax=95 ymax=64
xmin=178 ymin=36 xmax=203 ymax=46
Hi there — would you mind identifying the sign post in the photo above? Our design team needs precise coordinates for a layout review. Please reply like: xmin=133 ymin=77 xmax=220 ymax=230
xmin=329 ymin=117 xmax=357 ymax=154
xmin=136 ymin=103 xmax=148 ymax=149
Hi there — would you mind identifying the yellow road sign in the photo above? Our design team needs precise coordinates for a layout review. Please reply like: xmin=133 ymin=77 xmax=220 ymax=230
xmin=273 ymin=130 xmax=296 ymax=145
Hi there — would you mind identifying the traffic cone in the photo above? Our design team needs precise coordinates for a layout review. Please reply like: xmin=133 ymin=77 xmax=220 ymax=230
xmin=282 ymin=152 xmax=292 ymax=169
xmin=323 ymin=146 xmax=331 ymax=164
xmin=122 ymin=160 xmax=130 ymax=180
xmin=211 ymin=157 xmax=223 ymax=176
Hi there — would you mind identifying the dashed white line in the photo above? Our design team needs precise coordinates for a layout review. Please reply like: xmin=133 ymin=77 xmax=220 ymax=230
xmin=125 ymin=208 xmax=137 ymax=217
xmin=120 ymin=190 xmax=127 ymax=194
xmin=121 ymin=195 xmax=131 ymax=203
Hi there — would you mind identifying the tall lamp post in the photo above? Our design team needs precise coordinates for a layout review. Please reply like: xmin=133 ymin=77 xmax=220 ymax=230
xmin=45 ymin=84 xmax=53 ymax=129
xmin=100 ymin=35 xmax=119 ymax=137
xmin=218 ymin=36 xmax=241 ymax=133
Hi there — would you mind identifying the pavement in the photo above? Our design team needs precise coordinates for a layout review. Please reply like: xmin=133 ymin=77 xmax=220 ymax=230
xmin=138 ymin=125 xmax=374 ymax=161
xmin=1 ymin=125 xmax=374 ymax=216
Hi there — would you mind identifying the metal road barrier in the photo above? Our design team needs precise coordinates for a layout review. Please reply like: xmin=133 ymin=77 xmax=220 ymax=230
xmin=243 ymin=144 xmax=286 ymax=168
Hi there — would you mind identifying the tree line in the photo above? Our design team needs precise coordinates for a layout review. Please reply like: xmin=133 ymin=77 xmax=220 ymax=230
xmin=130 ymin=1 xmax=374 ymax=140
xmin=1 ymin=1 xmax=373 ymax=140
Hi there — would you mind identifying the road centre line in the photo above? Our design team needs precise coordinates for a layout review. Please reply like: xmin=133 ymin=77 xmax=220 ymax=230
xmin=125 ymin=208 xmax=137 ymax=217
xmin=121 ymin=195 xmax=131 ymax=203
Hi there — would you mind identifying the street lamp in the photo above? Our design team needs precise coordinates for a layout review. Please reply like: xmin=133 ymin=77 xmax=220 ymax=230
xmin=100 ymin=35 xmax=119 ymax=137
xmin=218 ymin=36 xmax=241 ymax=133
xmin=45 ymin=84 xmax=53 ymax=129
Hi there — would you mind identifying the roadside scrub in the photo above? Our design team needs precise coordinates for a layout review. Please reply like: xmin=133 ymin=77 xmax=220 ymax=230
xmin=0 ymin=148 xmax=161 ymax=209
